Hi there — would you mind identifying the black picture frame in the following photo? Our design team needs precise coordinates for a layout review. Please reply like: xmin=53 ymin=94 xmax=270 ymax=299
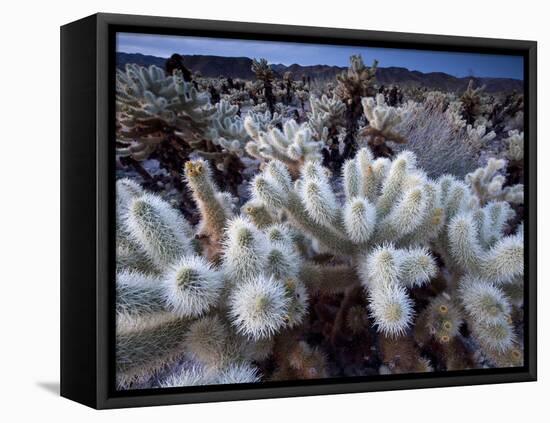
xmin=60 ymin=12 xmax=537 ymax=409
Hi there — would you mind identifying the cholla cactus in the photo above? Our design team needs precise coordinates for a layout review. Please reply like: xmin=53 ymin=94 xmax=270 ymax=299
xmin=215 ymin=362 xmax=261 ymax=384
xmin=123 ymin=192 xmax=195 ymax=267
xmin=251 ymin=58 xmax=276 ymax=114
xmin=336 ymin=55 xmax=378 ymax=102
xmin=336 ymin=55 xmax=379 ymax=160
xmin=250 ymin=149 xmax=443 ymax=336
xmin=295 ymin=89 xmax=310 ymax=111
xmin=116 ymin=312 xmax=190 ymax=389
xmin=447 ymin=206 xmax=523 ymax=285
xmin=445 ymin=100 xmax=467 ymax=131
xmin=116 ymin=64 xmax=251 ymax=196
xmin=222 ymin=216 xmax=269 ymax=283
xmin=465 ymin=158 xmax=524 ymax=205
xmin=244 ymin=117 xmax=325 ymax=176
xmin=378 ymin=335 xmax=432 ymax=375
xmin=116 ymin=270 xmax=165 ymax=318
xmin=380 ymin=84 xmax=404 ymax=107
xmin=307 ymin=94 xmax=346 ymax=143
xmin=251 ymin=58 xmax=274 ymax=82
xmin=159 ymin=364 xmax=210 ymax=387
xmin=446 ymin=203 xmax=523 ymax=355
xmin=114 ymin=51 xmax=525 ymax=387
xmin=245 ymin=109 xmax=282 ymax=133
xmin=116 ymin=145 xmax=525 ymax=386
xmin=183 ymin=159 xmax=233 ymax=258
xmin=204 ymin=100 xmax=249 ymax=158
xmin=415 ymin=293 xmax=463 ymax=345
xmin=115 ymin=158 xmax=311 ymax=388
xmin=116 ymin=179 xmax=160 ymax=275
xmin=286 ymin=341 xmax=328 ymax=379
xmin=162 ymin=255 xmax=223 ymax=317
xmin=503 ymin=130 xmax=525 ymax=185
xmin=465 ymin=124 xmax=496 ymax=152
xmin=423 ymin=91 xmax=451 ymax=112
xmin=116 ymin=64 xmax=215 ymax=161
xmin=360 ymin=94 xmax=407 ymax=156
xmin=460 ymin=80 xmax=486 ymax=125
xmin=228 ymin=274 xmax=290 ymax=340
xmin=360 ymin=245 xmax=436 ymax=337
xmin=505 ymin=130 xmax=524 ymax=163
xmin=252 ymin=149 xmax=444 ymax=255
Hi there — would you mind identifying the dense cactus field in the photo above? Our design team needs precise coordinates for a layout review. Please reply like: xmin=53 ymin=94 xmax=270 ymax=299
xmin=115 ymin=51 xmax=525 ymax=390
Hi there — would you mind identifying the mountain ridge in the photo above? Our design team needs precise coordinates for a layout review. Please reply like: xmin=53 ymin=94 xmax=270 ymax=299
xmin=116 ymin=52 xmax=523 ymax=94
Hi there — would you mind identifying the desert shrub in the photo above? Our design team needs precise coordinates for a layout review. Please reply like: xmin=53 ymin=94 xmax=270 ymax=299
xmin=393 ymin=104 xmax=478 ymax=179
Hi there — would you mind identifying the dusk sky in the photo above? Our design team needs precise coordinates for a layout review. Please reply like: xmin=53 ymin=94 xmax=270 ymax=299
xmin=117 ymin=33 xmax=524 ymax=80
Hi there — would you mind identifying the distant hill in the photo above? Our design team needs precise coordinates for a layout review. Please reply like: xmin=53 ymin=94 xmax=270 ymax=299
xmin=117 ymin=53 xmax=256 ymax=79
xmin=116 ymin=52 xmax=523 ymax=94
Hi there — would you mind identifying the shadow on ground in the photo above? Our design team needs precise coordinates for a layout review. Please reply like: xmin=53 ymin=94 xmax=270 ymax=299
xmin=36 ymin=381 xmax=60 ymax=396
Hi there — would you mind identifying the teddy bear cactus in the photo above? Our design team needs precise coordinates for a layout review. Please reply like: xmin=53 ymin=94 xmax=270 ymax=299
xmin=115 ymin=158 xmax=309 ymax=389
xmin=116 ymin=134 xmax=525 ymax=389
xmin=114 ymin=53 xmax=525 ymax=388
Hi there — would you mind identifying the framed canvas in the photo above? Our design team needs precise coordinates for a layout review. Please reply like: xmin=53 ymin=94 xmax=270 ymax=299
xmin=60 ymin=13 xmax=537 ymax=409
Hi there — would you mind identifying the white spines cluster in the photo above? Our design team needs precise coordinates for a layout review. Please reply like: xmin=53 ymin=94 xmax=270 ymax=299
xmin=184 ymin=314 xmax=274 ymax=373
xmin=251 ymin=148 xmax=444 ymax=256
xmin=343 ymin=197 xmax=377 ymax=244
xmin=447 ymin=203 xmax=523 ymax=353
xmin=361 ymin=93 xmax=406 ymax=135
xmin=244 ymin=109 xmax=282 ymax=138
xmin=359 ymin=244 xmax=437 ymax=337
xmin=265 ymin=234 xmax=301 ymax=280
xmin=116 ymin=179 xmax=157 ymax=274
xmin=204 ymin=99 xmax=249 ymax=158
xmin=117 ymin=256 xmax=223 ymax=322
xmin=244 ymin=117 xmax=325 ymax=174
xmin=448 ymin=202 xmax=523 ymax=284
xmin=444 ymin=100 xmax=467 ymax=130
xmin=399 ymin=246 xmax=439 ymax=288
xmin=222 ymin=218 xmax=308 ymax=336
xmin=222 ymin=216 xmax=269 ymax=284
xmin=335 ymin=55 xmax=378 ymax=101
xmin=116 ymin=185 xmax=279 ymax=386
xmin=123 ymin=193 xmax=194 ymax=267
xmin=283 ymin=277 xmax=310 ymax=328
xmin=505 ymin=130 xmax=524 ymax=162
xmin=465 ymin=158 xmax=524 ymax=205
xmin=116 ymin=270 xmax=165 ymax=319
xmin=307 ymin=94 xmax=346 ymax=142
xmin=465 ymin=124 xmax=496 ymax=151
xmin=116 ymin=64 xmax=216 ymax=160
xmin=116 ymin=312 xmax=189 ymax=389
xmin=116 ymin=64 xmax=177 ymax=123
xmin=354 ymin=149 xmax=442 ymax=247
xmin=115 ymin=184 xmax=206 ymax=387
xmin=435 ymin=174 xmax=478 ymax=225
xmin=171 ymin=68 xmax=217 ymax=122
xmin=162 ymin=255 xmax=223 ymax=318
xmin=228 ymin=274 xmax=290 ymax=340
xmin=300 ymin=162 xmax=339 ymax=227
xmin=423 ymin=91 xmax=451 ymax=112
xmin=116 ymin=178 xmax=145 ymax=215
xmin=214 ymin=362 xmax=261 ymax=384
xmin=459 ymin=276 xmax=511 ymax=326
xmin=459 ymin=274 xmax=518 ymax=355
xmin=159 ymin=364 xmax=211 ymax=388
